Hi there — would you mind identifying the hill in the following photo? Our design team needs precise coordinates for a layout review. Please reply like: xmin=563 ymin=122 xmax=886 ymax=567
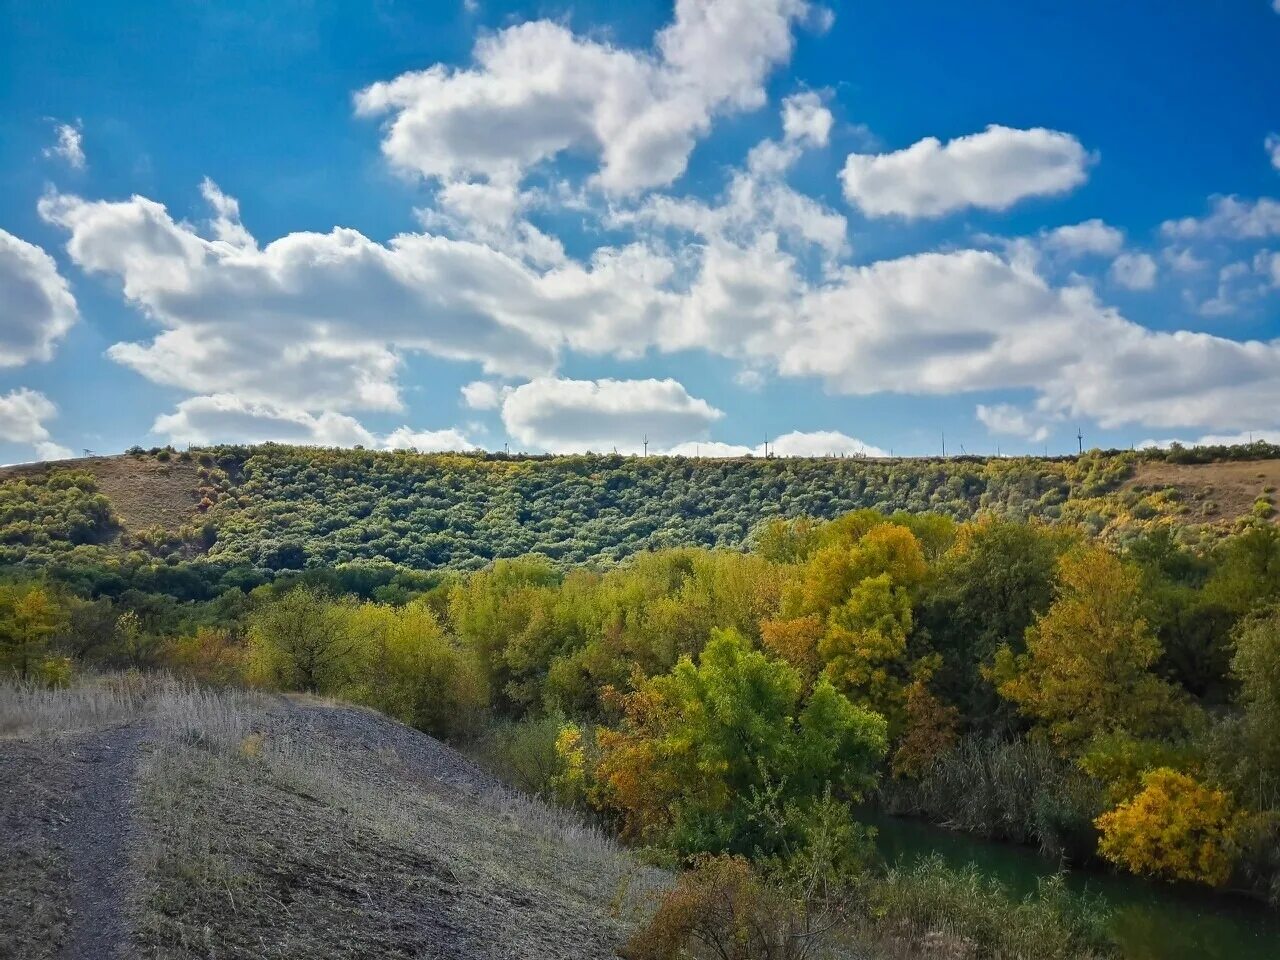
xmin=2 ymin=443 xmax=1278 ymax=584
xmin=1 ymin=675 xmax=664 ymax=959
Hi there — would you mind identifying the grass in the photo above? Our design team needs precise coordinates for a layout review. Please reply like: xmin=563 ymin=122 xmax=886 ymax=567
xmin=877 ymin=735 xmax=1103 ymax=860
xmin=133 ymin=681 xmax=666 ymax=958
xmin=845 ymin=855 xmax=1115 ymax=960
xmin=0 ymin=671 xmax=158 ymax=739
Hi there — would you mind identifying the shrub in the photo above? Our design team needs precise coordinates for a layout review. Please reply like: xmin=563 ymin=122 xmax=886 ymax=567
xmin=621 ymin=854 xmax=835 ymax=960
xmin=861 ymin=855 xmax=1114 ymax=960
xmin=1095 ymin=768 xmax=1241 ymax=886
xmin=877 ymin=734 xmax=1102 ymax=859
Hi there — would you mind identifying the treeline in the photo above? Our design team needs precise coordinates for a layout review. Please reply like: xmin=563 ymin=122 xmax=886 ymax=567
xmin=2 ymin=443 xmax=1233 ymax=585
xmin=5 ymin=505 xmax=1280 ymax=911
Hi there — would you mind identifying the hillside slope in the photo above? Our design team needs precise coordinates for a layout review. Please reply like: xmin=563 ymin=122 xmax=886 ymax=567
xmin=3 ymin=444 xmax=1278 ymax=578
xmin=0 ymin=677 xmax=665 ymax=959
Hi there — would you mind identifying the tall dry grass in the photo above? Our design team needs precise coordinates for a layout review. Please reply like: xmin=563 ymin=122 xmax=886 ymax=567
xmin=0 ymin=672 xmax=164 ymax=739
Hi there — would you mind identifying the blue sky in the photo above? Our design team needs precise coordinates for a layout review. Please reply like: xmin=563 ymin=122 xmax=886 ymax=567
xmin=2 ymin=0 xmax=1280 ymax=463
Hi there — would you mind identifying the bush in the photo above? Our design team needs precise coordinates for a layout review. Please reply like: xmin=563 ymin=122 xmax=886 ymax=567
xmin=861 ymin=855 xmax=1114 ymax=960
xmin=621 ymin=854 xmax=836 ymax=960
xmin=1095 ymin=768 xmax=1241 ymax=887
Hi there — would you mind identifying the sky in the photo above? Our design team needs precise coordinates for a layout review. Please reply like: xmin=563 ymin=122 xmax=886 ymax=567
xmin=2 ymin=0 xmax=1280 ymax=464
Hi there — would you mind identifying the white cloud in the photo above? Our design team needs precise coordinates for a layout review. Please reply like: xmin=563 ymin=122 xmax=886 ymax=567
xmin=154 ymin=395 xmax=378 ymax=447
xmin=460 ymin=380 xmax=511 ymax=410
xmin=665 ymin=430 xmax=884 ymax=458
xmin=1041 ymin=219 xmax=1124 ymax=257
xmin=152 ymin=394 xmax=474 ymax=451
xmin=1256 ymin=249 xmax=1280 ymax=287
xmin=44 ymin=120 xmax=85 ymax=170
xmin=781 ymin=91 xmax=832 ymax=146
xmin=1139 ymin=429 xmax=1280 ymax=450
xmin=355 ymin=0 xmax=813 ymax=195
xmin=1109 ymin=252 xmax=1158 ymax=290
xmin=1267 ymin=134 xmax=1280 ymax=172
xmin=39 ymin=184 xmax=677 ymax=410
xmin=976 ymin=403 xmax=1049 ymax=442
xmin=1161 ymin=196 xmax=1280 ymax=240
xmin=1162 ymin=246 xmax=1207 ymax=273
xmin=756 ymin=248 xmax=1280 ymax=435
xmin=619 ymin=126 xmax=848 ymax=259
xmin=500 ymin=377 xmax=722 ymax=453
xmin=0 ymin=229 xmax=79 ymax=367
xmin=768 ymin=430 xmax=886 ymax=457
xmin=840 ymin=124 xmax=1091 ymax=218
xmin=0 ymin=388 xmax=72 ymax=461
xmin=665 ymin=440 xmax=755 ymax=457
xmin=382 ymin=426 xmax=477 ymax=451
xmin=734 ymin=368 xmax=766 ymax=391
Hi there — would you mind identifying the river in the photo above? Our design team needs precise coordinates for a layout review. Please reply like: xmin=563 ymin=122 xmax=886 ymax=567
xmin=867 ymin=813 xmax=1280 ymax=959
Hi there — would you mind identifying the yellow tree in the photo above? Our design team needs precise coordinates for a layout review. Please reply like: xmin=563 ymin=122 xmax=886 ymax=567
xmin=0 ymin=585 xmax=65 ymax=680
xmin=1096 ymin=768 xmax=1241 ymax=886
xmin=993 ymin=545 xmax=1185 ymax=752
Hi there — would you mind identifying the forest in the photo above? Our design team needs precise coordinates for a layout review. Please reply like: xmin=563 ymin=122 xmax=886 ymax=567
xmin=2 ymin=442 xmax=1280 ymax=957
xmin=3 ymin=443 xmax=1280 ymax=956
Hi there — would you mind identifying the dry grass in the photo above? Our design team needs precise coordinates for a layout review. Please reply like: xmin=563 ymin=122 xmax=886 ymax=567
xmin=133 ymin=683 xmax=665 ymax=958
xmin=0 ymin=672 xmax=162 ymax=739
xmin=1126 ymin=459 xmax=1280 ymax=526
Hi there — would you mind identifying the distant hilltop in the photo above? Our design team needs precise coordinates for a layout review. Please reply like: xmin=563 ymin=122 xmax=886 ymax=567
xmin=1 ymin=442 xmax=1277 ymax=577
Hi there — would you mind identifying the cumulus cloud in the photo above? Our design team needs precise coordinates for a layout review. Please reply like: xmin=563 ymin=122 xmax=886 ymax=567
xmin=0 ymin=229 xmax=79 ymax=367
xmin=976 ymin=402 xmax=1049 ymax=442
xmin=152 ymin=394 xmax=474 ymax=451
xmin=665 ymin=430 xmax=885 ymax=458
xmin=617 ymin=113 xmax=848 ymax=260
xmin=1161 ymin=196 xmax=1280 ymax=240
xmin=781 ymin=91 xmax=832 ymax=146
xmin=750 ymin=248 xmax=1280 ymax=435
xmin=355 ymin=0 xmax=815 ymax=194
xmin=1267 ymin=134 xmax=1280 ymax=172
xmin=840 ymin=125 xmax=1091 ymax=218
xmin=500 ymin=377 xmax=722 ymax=453
xmin=1109 ymin=252 xmax=1158 ymax=290
xmin=1256 ymin=250 xmax=1280 ymax=287
xmin=0 ymin=388 xmax=72 ymax=461
xmin=768 ymin=430 xmax=886 ymax=457
xmin=460 ymin=380 xmax=511 ymax=410
xmin=382 ymin=426 xmax=477 ymax=451
xmin=44 ymin=120 xmax=85 ymax=170
xmin=1041 ymin=219 xmax=1124 ymax=257
xmin=39 ymin=184 xmax=677 ymax=410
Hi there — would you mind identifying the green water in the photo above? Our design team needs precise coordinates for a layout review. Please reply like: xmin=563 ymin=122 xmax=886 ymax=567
xmin=867 ymin=813 xmax=1280 ymax=960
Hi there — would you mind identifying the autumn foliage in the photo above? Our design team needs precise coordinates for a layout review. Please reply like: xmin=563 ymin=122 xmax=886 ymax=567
xmin=1096 ymin=768 xmax=1241 ymax=886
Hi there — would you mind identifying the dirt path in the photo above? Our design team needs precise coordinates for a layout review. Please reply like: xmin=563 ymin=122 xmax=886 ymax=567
xmin=56 ymin=722 xmax=145 ymax=960
xmin=1 ymin=720 xmax=146 ymax=959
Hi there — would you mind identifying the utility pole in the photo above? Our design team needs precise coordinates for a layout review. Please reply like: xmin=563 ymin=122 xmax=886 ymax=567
xmin=941 ymin=428 xmax=946 ymax=458
xmin=642 ymin=435 xmax=648 ymax=458
xmin=1076 ymin=428 xmax=1084 ymax=456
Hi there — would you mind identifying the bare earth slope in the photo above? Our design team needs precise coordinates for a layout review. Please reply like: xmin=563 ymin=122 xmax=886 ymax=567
xmin=0 ymin=455 xmax=204 ymax=533
xmin=1124 ymin=458 xmax=1280 ymax=526
xmin=0 ymin=678 xmax=661 ymax=960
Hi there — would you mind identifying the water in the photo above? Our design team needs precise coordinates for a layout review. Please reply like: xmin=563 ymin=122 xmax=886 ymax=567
xmin=866 ymin=812 xmax=1280 ymax=960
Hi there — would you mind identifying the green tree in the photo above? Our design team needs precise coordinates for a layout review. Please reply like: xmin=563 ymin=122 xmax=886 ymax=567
xmin=595 ymin=628 xmax=887 ymax=856
xmin=246 ymin=586 xmax=355 ymax=693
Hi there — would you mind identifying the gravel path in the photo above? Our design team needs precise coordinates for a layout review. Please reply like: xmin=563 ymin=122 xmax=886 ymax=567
xmin=57 ymin=723 xmax=145 ymax=960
